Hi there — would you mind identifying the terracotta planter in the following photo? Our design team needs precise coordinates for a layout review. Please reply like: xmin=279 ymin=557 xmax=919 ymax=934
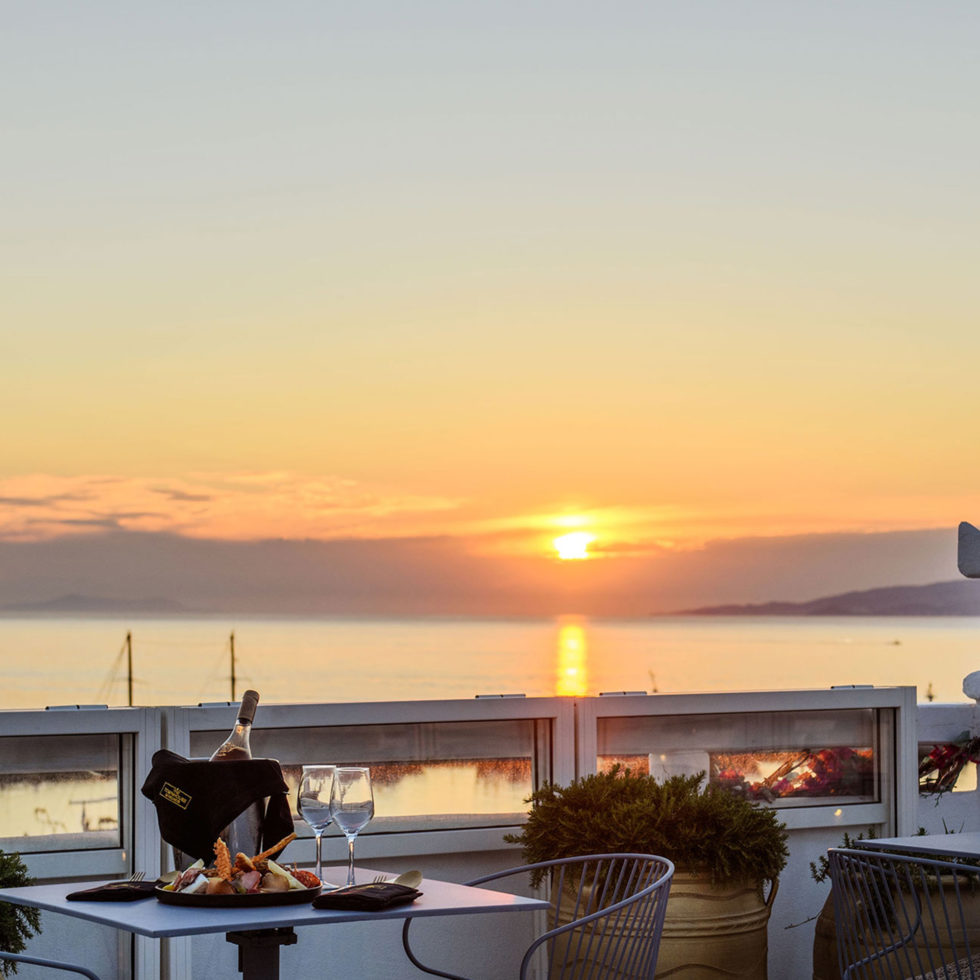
xmin=552 ymin=876 xmax=667 ymax=980
xmin=654 ymin=873 xmax=777 ymax=979
xmin=811 ymin=892 xmax=840 ymax=980
xmin=553 ymin=871 xmax=776 ymax=979
xmin=813 ymin=880 xmax=980 ymax=979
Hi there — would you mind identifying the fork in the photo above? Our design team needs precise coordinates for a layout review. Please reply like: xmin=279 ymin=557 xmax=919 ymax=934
xmin=371 ymin=874 xmax=391 ymax=884
xmin=124 ymin=871 xmax=146 ymax=883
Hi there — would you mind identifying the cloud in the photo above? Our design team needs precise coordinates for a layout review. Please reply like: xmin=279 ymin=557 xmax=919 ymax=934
xmin=0 ymin=476 xmax=964 ymax=615
xmin=0 ymin=473 xmax=461 ymax=543
xmin=0 ymin=526 xmax=960 ymax=617
xmin=152 ymin=488 xmax=213 ymax=503
xmin=31 ymin=517 xmax=127 ymax=529
xmin=0 ymin=493 xmax=90 ymax=507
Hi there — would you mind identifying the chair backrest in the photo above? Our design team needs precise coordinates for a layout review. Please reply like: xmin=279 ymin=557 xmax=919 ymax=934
xmin=0 ymin=950 xmax=103 ymax=979
xmin=474 ymin=853 xmax=674 ymax=980
xmin=829 ymin=846 xmax=980 ymax=980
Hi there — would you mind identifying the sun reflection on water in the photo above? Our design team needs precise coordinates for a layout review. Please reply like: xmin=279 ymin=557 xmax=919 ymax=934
xmin=555 ymin=619 xmax=589 ymax=697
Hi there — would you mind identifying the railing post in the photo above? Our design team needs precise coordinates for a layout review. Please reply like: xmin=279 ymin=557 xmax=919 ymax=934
xmin=963 ymin=671 xmax=980 ymax=737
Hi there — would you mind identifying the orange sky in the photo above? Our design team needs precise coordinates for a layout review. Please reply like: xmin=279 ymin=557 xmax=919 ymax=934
xmin=2 ymin=4 xmax=979 ymax=596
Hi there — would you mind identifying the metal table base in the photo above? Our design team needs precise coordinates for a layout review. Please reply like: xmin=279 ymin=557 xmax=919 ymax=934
xmin=227 ymin=927 xmax=298 ymax=980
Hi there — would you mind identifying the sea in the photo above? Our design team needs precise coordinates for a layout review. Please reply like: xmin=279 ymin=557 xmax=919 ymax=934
xmin=2 ymin=614 xmax=980 ymax=710
xmin=4 ymin=613 xmax=980 ymax=848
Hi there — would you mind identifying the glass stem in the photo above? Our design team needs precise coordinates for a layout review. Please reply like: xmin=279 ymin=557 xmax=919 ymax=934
xmin=314 ymin=831 xmax=323 ymax=880
xmin=346 ymin=835 xmax=356 ymax=886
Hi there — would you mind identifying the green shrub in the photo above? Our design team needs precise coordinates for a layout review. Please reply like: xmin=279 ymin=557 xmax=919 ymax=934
xmin=810 ymin=827 xmax=879 ymax=884
xmin=505 ymin=767 xmax=789 ymax=886
xmin=0 ymin=851 xmax=40 ymax=977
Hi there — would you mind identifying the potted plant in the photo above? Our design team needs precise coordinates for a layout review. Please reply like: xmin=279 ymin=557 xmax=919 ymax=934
xmin=505 ymin=767 xmax=789 ymax=979
xmin=808 ymin=828 xmax=878 ymax=980
xmin=0 ymin=850 xmax=40 ymax=977
xmin=810 ymin=827 xmax=980 ymax=980
xmin=808 ymin=730 xmax=980 ymax=980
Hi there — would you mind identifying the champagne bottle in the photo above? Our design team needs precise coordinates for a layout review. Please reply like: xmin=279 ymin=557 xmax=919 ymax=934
xmin=209 ymin=689 xmax=259 ymax=761
xmin=210 ymin=689 xmax=263 ymax=858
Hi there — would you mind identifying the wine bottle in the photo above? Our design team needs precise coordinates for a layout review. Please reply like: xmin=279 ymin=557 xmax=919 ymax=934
xmin=209 ymin=689 xmax=259 ymax=761
xmin=210 ymin=689 xmax=263 ymax=858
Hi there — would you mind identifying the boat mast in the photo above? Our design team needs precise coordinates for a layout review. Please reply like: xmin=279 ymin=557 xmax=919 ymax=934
xmin=125 ymin=631 xmax=133 ymax=707
xmin=230 ymin=630 xmax=236 ymax=701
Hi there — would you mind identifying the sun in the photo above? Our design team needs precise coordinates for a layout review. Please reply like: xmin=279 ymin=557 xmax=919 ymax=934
xmin=553 ymin=531 xmax=595 ymax=560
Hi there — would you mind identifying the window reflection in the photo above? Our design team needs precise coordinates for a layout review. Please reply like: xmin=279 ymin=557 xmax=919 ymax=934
xmin=0 ymin=734 xmax=121 ymax=851
xmin=193 ymin=717 xmax=549 ymax=831
xmin=282 ymin=760 xmax=532 ymax=820
xmin=711 ymin=747 xmax=875 ymax=802
xmin=597 ymin=708 xmax=884 ymax=808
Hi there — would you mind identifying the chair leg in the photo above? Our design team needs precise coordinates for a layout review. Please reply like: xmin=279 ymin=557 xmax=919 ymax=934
xmin=401 ymin=918 xmax=473 ymax=980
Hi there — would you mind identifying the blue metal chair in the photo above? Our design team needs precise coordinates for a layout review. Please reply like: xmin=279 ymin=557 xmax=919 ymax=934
xmin=402 ymin=852 xmax=674 ymax=980
xmin=0 ymin=951 xmax=102 ymax=979
xmin=829 ymin=846 xmax=980 ymax=979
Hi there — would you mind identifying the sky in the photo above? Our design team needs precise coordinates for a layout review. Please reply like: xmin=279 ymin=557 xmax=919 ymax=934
xmin=2 ymin=3 xmax=979 ymax=614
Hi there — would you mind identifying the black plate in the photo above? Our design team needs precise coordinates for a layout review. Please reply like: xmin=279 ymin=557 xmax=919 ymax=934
xmin=155 ymin=884 xmax=321 ymax=908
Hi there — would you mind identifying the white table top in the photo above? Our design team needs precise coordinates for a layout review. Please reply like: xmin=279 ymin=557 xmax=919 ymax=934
xmin=0 ymin=866 xmax=549 ymax=939
xmin=857 ymin=832 xmax=980 ymax=861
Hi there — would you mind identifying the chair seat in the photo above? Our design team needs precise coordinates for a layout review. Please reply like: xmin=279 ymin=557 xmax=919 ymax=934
xmin=401 ymin=852 xmax=674 ymax=979
xmin=830 ymin=848 xmax=980 ymax=980
xmin=910 ymin=952 xmax=980 ymax=980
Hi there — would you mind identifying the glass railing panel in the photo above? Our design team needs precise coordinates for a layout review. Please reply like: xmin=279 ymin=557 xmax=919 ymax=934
xmin=0 ymin=732 xmax=124 ymax=852
xmin=189 ymin=717 xmax=545 ymax=831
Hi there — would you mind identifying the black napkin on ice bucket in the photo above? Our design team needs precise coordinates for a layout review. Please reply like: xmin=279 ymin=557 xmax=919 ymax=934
xmin=140 ymin=749 xmax=294 ymax=863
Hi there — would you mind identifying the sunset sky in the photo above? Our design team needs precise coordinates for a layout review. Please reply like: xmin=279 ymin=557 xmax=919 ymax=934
xmin=3 ymin=3 xmax=979 ymax=613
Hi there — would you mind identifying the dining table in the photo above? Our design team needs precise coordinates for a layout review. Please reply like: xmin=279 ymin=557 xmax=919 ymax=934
xmin=855 ymin=831 xmax=980 ymax=861
xmin=0 ymin=866 xmax=551 ymax=980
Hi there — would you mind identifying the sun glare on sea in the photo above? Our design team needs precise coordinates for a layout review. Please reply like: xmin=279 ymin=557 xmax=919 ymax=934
xmin=555 ymin=620 xmax=589 ymax=696
xmin=553 ymin=531 xmax=595 ymax=560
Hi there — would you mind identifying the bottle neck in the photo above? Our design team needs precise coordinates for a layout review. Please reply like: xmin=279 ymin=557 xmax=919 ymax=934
xmin=209 ymin=689 xmax=258 ymax=761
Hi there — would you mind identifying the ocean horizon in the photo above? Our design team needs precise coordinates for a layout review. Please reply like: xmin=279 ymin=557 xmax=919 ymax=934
xmin=3 ymin=613 xmax=979 ymax=711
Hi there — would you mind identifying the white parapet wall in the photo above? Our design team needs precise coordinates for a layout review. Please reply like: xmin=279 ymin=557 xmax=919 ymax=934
xmin=916 ymin=698 xmax=980 ymax=836
xmin=5 ymin=685 xmax=980 ymax=979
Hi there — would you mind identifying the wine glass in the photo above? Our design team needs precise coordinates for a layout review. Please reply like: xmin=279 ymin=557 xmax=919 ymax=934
xmin=297 ymin=764 xmax=336 ymax=881
xmin=330 ymin=767 xmax=374 ymax=886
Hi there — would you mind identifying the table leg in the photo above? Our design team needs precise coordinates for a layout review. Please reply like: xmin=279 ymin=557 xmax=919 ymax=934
xmin=226 ymin=928 xmax=297 ymax=980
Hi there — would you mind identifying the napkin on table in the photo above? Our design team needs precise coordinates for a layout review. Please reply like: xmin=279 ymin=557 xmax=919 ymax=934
xmin=312 ymin=882 xmax=422 ymax=911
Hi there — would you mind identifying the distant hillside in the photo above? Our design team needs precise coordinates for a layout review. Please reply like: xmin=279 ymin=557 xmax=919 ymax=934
xmin=0 ymin=594 xmax=191 ymax=615
xmin=679 ymin=579 xmax=980 ymax=616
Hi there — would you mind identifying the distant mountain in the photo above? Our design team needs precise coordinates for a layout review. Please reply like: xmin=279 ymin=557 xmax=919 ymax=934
xmin=678 ymin=580 xmax=980 ymax=616
xmin=0 ymin=594 xmax=191 ymax=614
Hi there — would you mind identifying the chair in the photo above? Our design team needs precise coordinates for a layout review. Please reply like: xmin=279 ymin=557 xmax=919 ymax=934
xmin=0 ymin=951 xmax=102 ymax=978
xmin=829 ymin=846 xmax=980 ymax=979
xmin=402 ymin=853 xmax=674 ymax=980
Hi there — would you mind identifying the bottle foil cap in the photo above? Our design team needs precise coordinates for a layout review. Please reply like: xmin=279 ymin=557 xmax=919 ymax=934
xmin=238 ymin=689 xmax=259 ymax=723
